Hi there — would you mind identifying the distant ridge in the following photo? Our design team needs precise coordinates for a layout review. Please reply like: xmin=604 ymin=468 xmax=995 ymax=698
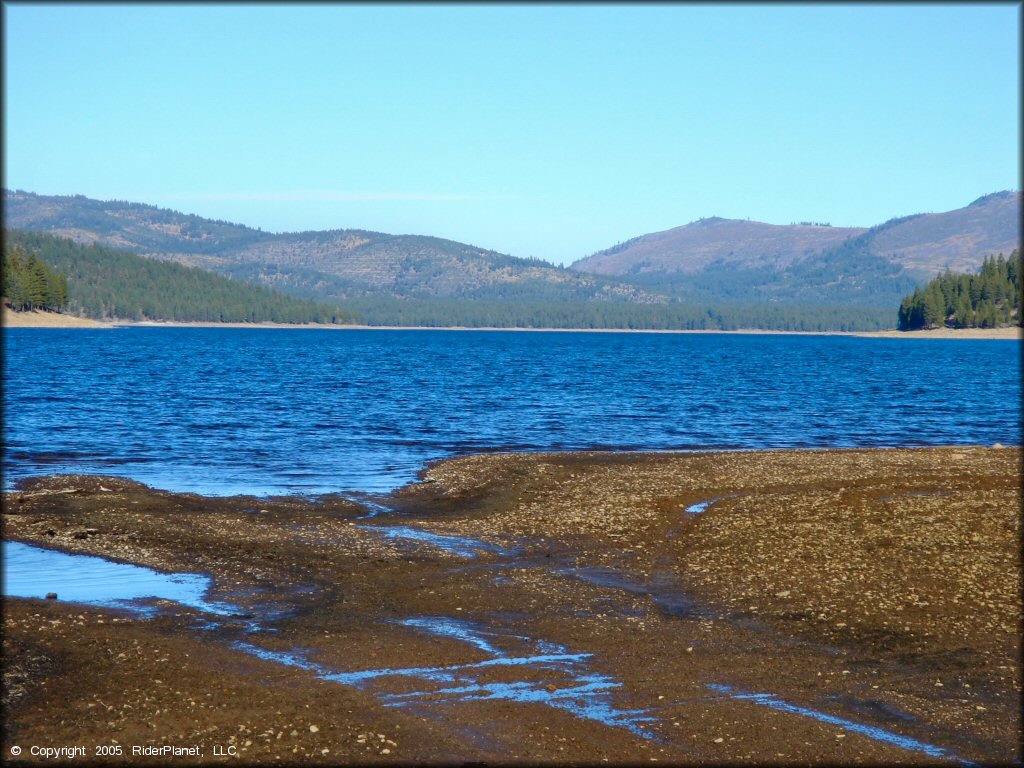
xmin=3 ymin=188 xmax=1019 ymax=330
xmin=2 ymin=190 xmax=663 ymax=306
xmin=572 ymin=191 xmax=1021 ymax=280
xmin=568 ymin=191 xmax=1020 ymax=308
xmin=572 ymin=218 xmax=867 ymax=276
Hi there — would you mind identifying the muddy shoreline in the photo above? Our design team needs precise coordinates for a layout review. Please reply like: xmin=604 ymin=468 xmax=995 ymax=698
xmin=3 ymin=447 xmax=1021 ymax=764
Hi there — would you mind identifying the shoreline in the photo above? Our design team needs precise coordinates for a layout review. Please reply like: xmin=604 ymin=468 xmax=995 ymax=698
xmin=3 ymin=309 xmax=1020 ymax=339
xmin=3 ymin=445 xmax=1020 ymax=764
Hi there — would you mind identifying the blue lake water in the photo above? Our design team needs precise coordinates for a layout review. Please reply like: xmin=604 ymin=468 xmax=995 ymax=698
xmin=2 ymin=328 xmax=1019 ymax=497
xmin=2 ymin=540 xmax=234 ymax=616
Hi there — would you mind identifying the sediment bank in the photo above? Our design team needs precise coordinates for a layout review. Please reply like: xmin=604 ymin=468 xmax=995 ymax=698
xmin=3 ymin=446 xmax=1020 ymax=764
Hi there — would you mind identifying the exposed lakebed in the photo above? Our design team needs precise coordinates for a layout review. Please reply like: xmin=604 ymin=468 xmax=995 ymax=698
xmin=5 ymin=447 xmax=1020 ymax=763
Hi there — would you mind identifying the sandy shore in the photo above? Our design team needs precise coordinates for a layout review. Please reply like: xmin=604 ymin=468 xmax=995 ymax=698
xmin=2 ymin=308 xmax=112 ymax=328
xmin=3 ymin=446 xmax=1020 ymax=764
xmin=854 ymin=326 xmax=1020 ymax=340
xmin=4 ymin=309 xmax=1020 ymax=338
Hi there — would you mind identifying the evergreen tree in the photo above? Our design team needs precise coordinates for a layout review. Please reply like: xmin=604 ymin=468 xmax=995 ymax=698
xmin=897 ymin=249 xmax=1021 ymax=330
xmin=3 ymin=230 xmax=352 ymax=323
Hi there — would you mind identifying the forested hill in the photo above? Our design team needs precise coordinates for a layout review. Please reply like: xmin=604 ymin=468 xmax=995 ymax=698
xmin=8 ymin=188 xmax=1017 ymax=332
xmin=897 ymin=250 xmax=1021 ymax=331
xmin=2 ymin=229 xmax=896 ymax=331
xmin=2 ymin=189 xmax=661 ymax=305
xmin=2 ymin=230 xmax=352 ymax=324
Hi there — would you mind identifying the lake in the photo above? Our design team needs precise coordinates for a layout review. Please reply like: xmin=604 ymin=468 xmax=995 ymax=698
xmin=2 ymin=328 xmax=1019 ymax=497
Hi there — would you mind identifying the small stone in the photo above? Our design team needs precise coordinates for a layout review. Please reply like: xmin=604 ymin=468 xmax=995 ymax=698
xmin=714 ymin=738 xmax=724 ymax=744
xmin=775 ymin=590 xmax=791 ymax=598
xmin=309 ymin=725 xmax=319 ymax=733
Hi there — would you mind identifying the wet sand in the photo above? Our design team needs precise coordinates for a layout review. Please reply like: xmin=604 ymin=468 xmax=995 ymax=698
xmin=2 ymin=447 xmax=1021 ymax=764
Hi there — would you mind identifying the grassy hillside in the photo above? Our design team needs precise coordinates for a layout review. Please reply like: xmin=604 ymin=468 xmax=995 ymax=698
xmin=3 ymin=230 xmax=352 ymax=324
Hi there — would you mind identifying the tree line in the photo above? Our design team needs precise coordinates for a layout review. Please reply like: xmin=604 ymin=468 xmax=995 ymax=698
xmin=344 ymin=296 xmax=894 ymax=332
xmin=3 ymin=244 xmax=69 ymax=311
xmin=897 ymin=250 xmax=1021 ymax=330
xmin=3 ymin=230 xmax=353 ymax=324
xmin=3 ymin=228 xmax=912 ymax=332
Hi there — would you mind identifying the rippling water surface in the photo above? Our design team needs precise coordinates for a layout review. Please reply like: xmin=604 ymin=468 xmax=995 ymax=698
xmin=3 ymin=328 xmax=1019 ymax=496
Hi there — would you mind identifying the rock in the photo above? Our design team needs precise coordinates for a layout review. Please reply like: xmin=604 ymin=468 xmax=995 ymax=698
xmin=309 ymin=725 xmax=319 ymax=733
xmin=45 ymin=592 xmax=58 ymax=600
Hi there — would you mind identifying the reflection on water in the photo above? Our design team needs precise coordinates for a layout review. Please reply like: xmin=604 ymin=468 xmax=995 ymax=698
xmin=359 ymin=524 xmax=509 ymax=558
xmin=706 ymin=683 xmax=971 ymax=764
xmin=2 ymin=541 xmax=236 ymax=616
xmin=236 ymin=616 xmax=658 ymax=737
xmin=684 ymin=495 xmax=738 ymax=516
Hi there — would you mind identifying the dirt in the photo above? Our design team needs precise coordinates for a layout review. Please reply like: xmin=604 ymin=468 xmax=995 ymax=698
xmin=2 ymin=446 xmax=1020 ymax=764
xmin=2 ymin=308 xmax=111 ymax=328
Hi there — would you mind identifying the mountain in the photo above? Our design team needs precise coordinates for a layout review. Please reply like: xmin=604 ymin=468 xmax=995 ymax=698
xmin=573 ymin=218 xmax=867 ymax=276
xmin=570 ymin=192 xmax=1021 ymax=308
xmin=5 ymin=188 xmax=1017 ymax=331
xmin=865 ymin=191 xmax=1021 ymax=276
xmin=2 ymin=190 xmax=663 ymax=306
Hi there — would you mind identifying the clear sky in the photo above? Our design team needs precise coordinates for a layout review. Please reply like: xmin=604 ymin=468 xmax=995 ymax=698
xmin=3 ymin=3 xmax=1020 ymax=265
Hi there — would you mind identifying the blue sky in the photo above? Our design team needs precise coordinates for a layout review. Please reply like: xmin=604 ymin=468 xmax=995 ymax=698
xmin=3 ymin=3 xmax=1019 ymax=265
